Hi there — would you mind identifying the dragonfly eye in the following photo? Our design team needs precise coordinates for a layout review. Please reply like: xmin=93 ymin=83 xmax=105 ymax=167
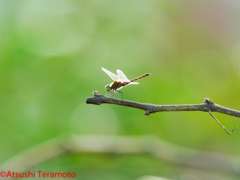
xmin=105 ymin=85 xmax=111 ymax=92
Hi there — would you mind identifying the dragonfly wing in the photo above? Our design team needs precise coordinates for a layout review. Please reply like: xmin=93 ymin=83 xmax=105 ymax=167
xmin=116 ymin=69 xmax=130 ymax=82
xmin=117 ymin=82 xmax=138 ymax=90
xmin=101 ymin=67 xmax=118 ymax=81
xmin=128 ymin=82 xmax=139 ymax=84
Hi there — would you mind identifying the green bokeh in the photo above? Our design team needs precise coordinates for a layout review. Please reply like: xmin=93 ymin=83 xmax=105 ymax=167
xmin=1 ymin=0 xmax=240 ymax=179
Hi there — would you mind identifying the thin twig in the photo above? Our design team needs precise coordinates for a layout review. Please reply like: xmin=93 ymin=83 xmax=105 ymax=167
xmin=208 ymin=111 xmax=238 ymax=135
xmin=86 ymin=92 xmax=240 ymax=134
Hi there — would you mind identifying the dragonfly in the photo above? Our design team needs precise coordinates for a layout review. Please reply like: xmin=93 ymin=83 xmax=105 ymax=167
xmin=101 ymin=67 xmax=151 ymax=99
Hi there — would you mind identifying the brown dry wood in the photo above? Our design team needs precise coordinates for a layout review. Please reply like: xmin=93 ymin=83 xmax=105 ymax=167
xmin=86 ymin=92 xmax=239 ymax=134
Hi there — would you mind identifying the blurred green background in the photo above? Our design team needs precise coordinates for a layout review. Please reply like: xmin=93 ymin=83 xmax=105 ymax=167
xmin=1 ymin=0 xmax=240 ymax=179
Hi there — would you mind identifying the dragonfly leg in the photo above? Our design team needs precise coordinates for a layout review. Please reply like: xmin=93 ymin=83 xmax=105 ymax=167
xmin=108 ymin=90 xmax=115 ymax=98
xmin=112 ymin=90 xmax=116 ymax=98
xmin=105 ymin=91 xmax=114 ymax=97
xmin=105 ymin=90 xmax=120 ymax=98
xmin=116 ymin=90 xmax=124 ymax=99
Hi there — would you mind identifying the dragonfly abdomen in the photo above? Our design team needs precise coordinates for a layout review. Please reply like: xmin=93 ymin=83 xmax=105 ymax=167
xmin=130 ymin=73 xmax=151 ymax=82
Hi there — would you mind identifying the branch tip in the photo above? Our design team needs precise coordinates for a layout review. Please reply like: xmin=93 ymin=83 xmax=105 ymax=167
xmin=93 ymin=91 xmax=102 ymax=97
xmin=230 ymin=127 xmax=238 ymax=134
xmin=86 ymin=92 xmax=103 ymax=105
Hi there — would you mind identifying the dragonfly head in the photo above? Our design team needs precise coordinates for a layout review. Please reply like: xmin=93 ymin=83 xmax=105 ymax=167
xmin=105 ymin=84 xmax=111 ymax=92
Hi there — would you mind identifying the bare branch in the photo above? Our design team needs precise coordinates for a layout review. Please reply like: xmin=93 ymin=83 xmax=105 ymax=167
xmin=86 ymin=92 xmax=240 ymax=118
xmin=86 ymin=92 xmax=240 ymax=134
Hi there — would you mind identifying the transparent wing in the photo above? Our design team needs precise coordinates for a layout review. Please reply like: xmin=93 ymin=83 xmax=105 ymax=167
xmin=117 ymin=82 xmax=139 ymax=90
xmin=101 ymin=67 xmax=119 ymax=81
xmin=116 ymin=69 xmax=130 ymax=82
xmin=128 ymin=82 xmax=139 ymax=84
